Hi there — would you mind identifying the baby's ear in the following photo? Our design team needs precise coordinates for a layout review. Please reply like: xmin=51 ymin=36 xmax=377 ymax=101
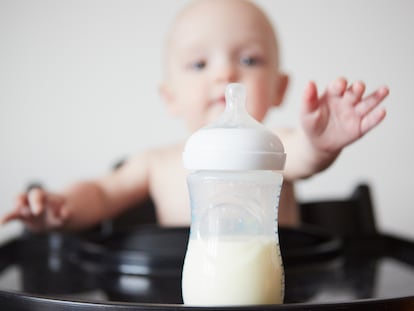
xmin=159 ymin=82 xmax=179 ymax=116
xmin=274 ymin=73 xmax=289 ymax=107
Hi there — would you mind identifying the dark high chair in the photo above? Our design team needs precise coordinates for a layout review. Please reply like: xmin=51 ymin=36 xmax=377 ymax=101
xmin=299 ymin=183 xmax=378 ymax=237
xmin=15 ymin=165 xmax=414 ymax=308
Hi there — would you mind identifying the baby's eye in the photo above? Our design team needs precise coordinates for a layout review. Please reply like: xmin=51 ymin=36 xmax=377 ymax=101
xmin=240 ymin=56 xmax=261 ymax=66
xmin=189 ymin=60 xmax=207 ymax=70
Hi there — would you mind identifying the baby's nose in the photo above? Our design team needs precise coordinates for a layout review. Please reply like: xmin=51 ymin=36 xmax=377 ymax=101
xmin=214 ymin=60 xmax=238 ymax=83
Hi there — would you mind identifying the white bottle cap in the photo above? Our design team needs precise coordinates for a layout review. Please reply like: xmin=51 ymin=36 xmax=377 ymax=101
xmin=183 ymin=83 xmax=286 ymax=171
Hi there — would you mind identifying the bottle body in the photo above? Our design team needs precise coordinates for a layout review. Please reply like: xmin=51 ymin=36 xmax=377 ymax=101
xmin=181 ymin=170 xmax=284 ymax=306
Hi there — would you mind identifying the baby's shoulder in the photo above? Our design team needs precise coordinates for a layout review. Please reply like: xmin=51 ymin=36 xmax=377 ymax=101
xmin=149 ymin=142 xmax=184 ymax=162
xmin=126 ymin=142 xmax=184 ymax=170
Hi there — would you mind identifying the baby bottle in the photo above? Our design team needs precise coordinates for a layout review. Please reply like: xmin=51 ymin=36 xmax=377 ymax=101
xmin=181 ymin=83 xmax=286 ymax=306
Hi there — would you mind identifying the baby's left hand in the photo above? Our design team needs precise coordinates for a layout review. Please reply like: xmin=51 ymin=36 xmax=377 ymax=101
xmin=301 ymin=77 xmax=389 ymax=153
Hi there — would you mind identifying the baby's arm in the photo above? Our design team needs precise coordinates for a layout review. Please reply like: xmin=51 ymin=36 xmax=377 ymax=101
xmin=1 ymin=152 xmax=152 ymax=232
xmin=278 ymin=77 xmax=389 ymax=181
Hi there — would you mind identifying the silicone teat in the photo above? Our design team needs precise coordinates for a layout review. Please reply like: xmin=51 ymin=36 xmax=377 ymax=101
xmin=208 ymin=83 xmax=260 ymax=129
xmin=225 ymin=83 xmax=246 ymax=113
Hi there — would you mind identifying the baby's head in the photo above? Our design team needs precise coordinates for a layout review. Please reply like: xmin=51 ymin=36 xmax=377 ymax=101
xmin=160 ymin=0 xmax=288 ymax=132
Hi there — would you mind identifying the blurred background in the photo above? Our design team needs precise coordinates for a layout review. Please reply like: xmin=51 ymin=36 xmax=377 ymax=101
xmin=0 ymin=0 xmax=412 ymax=241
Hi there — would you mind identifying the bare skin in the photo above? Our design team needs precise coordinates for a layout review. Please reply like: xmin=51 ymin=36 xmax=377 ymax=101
xmin=1 ymin=0 xmax=388 ymax=232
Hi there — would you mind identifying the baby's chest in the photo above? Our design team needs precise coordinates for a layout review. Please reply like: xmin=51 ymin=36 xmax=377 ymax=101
xmin=150 ymin=164 xmax=191 ymax=226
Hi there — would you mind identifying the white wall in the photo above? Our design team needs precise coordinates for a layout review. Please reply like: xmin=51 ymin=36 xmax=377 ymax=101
xmin=1 ymin=0 xmax=413 ymax=241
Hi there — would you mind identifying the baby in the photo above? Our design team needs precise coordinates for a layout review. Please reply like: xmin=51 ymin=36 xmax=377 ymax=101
xmin=1 ymin=0 xmax=389 ymax=231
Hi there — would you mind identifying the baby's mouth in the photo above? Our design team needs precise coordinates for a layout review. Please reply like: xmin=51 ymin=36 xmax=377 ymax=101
xmin=211 ymin=96 xmax=226 ymax=107
xmin=207 ymin=96 xmax=227 ymax=122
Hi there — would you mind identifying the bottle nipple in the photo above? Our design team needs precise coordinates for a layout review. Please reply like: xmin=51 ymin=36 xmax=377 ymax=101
xmin=226 ymin=82 xmax=245 ymax=110
xmin=211 ymin=83 xmax=259 ymax=129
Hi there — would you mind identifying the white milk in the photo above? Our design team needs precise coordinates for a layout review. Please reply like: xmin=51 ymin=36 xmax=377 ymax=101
xmin=182 ymin=236 xmax=284 ymax=306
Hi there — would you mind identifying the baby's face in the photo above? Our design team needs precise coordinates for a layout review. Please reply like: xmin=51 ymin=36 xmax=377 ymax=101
xmin=162 ymin=0 xmax=285 ymax=132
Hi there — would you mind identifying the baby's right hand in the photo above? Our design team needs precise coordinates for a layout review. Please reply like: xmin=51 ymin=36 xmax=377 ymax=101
xmin=1 ymin=188 xmax=68 ymax=232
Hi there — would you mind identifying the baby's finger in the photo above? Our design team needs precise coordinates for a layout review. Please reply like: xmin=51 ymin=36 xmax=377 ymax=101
xmin=0 ymin=203 xmax=31 ymax=224
xmin=27 ymin=188 xmax=46 ymax=216
xmin=343 ymin=81 xmax=366 ymax=106
xmin=15 ymin=192 xmax=28 ymax=208
xmin=0 ymin=210 xmax=22 ymax=224
xmin=46 ymin=193 xmax=66 ymax=219
xmin=355 ymin=87 xmax=389 ymax=117
xmin=302 ymin=81 xmax=319 ymax=113
xmin=327 ymin=77 xmax=347 ymax=97
xmin=14 ymin=194 xmax=31 ymax=217
xmin=360 ymin=108 xmax=387 ymax=134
